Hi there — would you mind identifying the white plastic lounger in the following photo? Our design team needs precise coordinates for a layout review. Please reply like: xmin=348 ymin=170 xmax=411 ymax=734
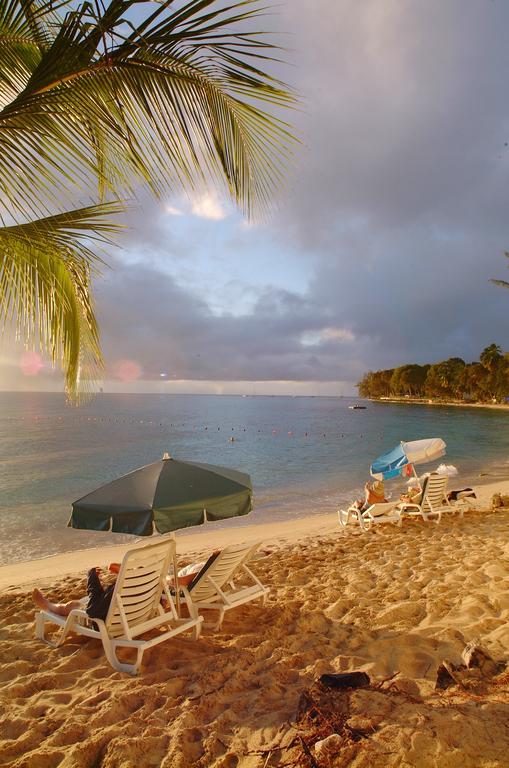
xmin=397 ymin=473 xmax=463 ymax=523
xmin=177 ymin=541 xmax=268 ymax=630
xmin=35 ymin=539 xmax=203 ymax=675
xmin=338 ymin=502 xmax=402 ymax=531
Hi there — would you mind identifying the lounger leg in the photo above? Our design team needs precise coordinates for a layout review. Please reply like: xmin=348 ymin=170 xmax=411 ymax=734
xmin=35 ymin=611 xmax=46 ymax=641
xmin=181 ymin=590 xmax=200 ymax=621
xmin=35 ymin=611 xmax=77 ymax=648
xmin=105 ymin=645 xmax=143 ymax=676
xmin=337 ymin=509 xmax=349 ymax=527
xmin=338 ymin=507 xmax=365 ymax=528
xmin=192 ymin=621 xmax=202 ymax=640
xmin=98 ymin=626 xmax=143 ymax=676
xmin=216 ymin=608 xmax=225 ymax=630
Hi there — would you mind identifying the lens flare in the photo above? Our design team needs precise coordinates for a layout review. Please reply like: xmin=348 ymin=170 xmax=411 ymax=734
xmin=113 ymin=359 xmax=142 ymax=381
xmin=20 ymin=351 xmax=44 ymax=377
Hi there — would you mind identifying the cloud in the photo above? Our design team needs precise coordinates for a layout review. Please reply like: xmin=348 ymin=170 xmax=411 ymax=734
xmin=165 ymin=205 xmax=183 ymax=216
xmin=93 ymin=259 xmax=361 ymax=382
xmin=164 ymin=193 xmax=229 ymax=221
xmin=4 ymin=0 xmax=509 ymax=394
xmin=190 ymin=194 xmax=228 ymax=221
xmin=89 ymin=0 xmax=509 ymax=387
xmin=301 ymin=328 xmax=355 ymax=347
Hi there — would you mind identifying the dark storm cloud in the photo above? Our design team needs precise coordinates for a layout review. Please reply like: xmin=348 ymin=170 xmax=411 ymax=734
xmin=276 ymin=0 xmax=509 ymax=233
xmin=94 ymin=260 xmax=358 ymax=381
xmin=94 ymin=0 xmax=509 ymax=385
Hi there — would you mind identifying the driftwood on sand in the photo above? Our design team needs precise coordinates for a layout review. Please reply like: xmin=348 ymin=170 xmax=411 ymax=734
xmin=435 ymin=642 xmax=506 ymax=690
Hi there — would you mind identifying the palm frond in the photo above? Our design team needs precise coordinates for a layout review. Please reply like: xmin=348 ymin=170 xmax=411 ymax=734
xmin=491 ymin=252 xmax=509 ymax=290
xmin=490 ymin=279 xmax=509 ymax=289
xmin=0 ymin=0 xmax=297 ymax=219
xmin=0 ymin=0 xmax=297 ymax=402
xmin=0 ymin=202 xmax=124 ymax=401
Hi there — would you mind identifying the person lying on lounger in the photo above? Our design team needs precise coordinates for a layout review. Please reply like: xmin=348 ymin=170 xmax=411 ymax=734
xmin=399 ymin=485 xmax=423 ymax=505
xmin=32 ymin=567 xmax=115 ymax=621
xmin=352 ymin=479 xmax=387 ymax=512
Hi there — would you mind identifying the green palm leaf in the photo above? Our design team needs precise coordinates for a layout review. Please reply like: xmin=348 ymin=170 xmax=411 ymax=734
xmin=0 ymin=203 xmax=124 ymax=401
xmin=0 ymin=0 xmax=296 ymax=401
xmin=0 ymin=0 xmax=297 ymax=217
xmin=491 ymin=252 xmax=509 ymax=291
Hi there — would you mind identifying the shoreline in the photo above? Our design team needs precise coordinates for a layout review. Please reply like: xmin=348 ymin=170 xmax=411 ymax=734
xmin=2 ymin=476 xmax=509 ymax=766
xmin=0 ymin=512 xmax=338 ymax=591
xmin=372 ymin=397 xmax=509 ymax=410
xmin=0 ymin=475 xmax=504 ymax=592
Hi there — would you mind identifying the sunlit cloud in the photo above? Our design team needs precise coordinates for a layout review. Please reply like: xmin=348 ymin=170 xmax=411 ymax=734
xmin=165 ymin=205 xmax=183 ymax=216
xmin=0 ymin=353 xmax=20 ymax=367
xmin=239 ymin=218 xmax=256 ymax=230
xmin=301 ymin=327 xmax=355 ymax=347
xmin=164 ymin=193 xmax=229 ymax=221
xmin=191 ymin=194 xmax=228 ymax=221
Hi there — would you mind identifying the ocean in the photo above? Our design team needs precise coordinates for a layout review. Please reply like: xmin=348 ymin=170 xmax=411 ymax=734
xmin=1 ymin=391 xmax=508 ymax=565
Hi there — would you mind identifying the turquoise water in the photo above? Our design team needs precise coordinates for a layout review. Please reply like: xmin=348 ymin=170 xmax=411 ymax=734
xmin=1 ymin=392 xmax=508 ymax=565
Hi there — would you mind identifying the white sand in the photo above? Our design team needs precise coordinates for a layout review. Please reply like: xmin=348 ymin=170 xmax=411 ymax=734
xmin=0 ymin=478 xmax=508 ymax=767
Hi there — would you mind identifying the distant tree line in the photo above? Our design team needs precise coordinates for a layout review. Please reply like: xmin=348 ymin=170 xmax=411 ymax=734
xmin=357 ymin=344 xmax=509 ymax=403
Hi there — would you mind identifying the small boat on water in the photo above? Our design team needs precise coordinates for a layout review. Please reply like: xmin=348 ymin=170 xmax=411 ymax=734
xmin=349 ymin=404 xmax=367 ymax=410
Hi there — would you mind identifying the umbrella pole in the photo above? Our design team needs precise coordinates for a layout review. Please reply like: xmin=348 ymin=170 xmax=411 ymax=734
xmin=411 ymin=464 xmax=422 ymax=489
xmin=169 ymin=532 xmax=181 ymax=617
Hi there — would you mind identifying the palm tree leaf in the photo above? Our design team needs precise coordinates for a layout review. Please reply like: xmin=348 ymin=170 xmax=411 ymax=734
xmin=0 ymin=0 xmax=297 ymax=218
xmin=0 ymin=0 xmax=297 ymax=400
xmin=0 ymin=201 xmax=124 ymax=400
xmin=491 ymin=253 xmax=509 ymax=290
xmin=490 ymin=279 xmax=509 ymax=289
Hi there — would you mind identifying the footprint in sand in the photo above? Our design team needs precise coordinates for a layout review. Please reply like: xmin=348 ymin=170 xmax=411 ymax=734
xmin=1 ymin=717 xmax=31 ymax=740
xmin=375 ymin=601 xmax=426 ymax=626
xmin=77 ymin=689 xmax=111 ymax=709
xmin=325 ymin=598 xmax=354 ymax=619
xmin=48 ymin=722 xmax=88 ymax=747
xmin=179 ymin=727 xmax=206 ymax=763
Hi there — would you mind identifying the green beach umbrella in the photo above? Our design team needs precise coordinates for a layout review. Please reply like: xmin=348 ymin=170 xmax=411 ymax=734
xmin=69 ymin=453 xmax=252 ymax=536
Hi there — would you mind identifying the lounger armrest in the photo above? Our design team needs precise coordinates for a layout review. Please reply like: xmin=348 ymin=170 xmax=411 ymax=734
xmin=363 ymin=508 xmax=400 ymax=521
xmin=396 ymin=502 xmax=420 ymax=511
xmin=39 ymin=607 xmax=89 ymax=627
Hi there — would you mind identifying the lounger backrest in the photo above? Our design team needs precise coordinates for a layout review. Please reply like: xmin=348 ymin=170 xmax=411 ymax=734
xmin=188 ymin=541 xmax=261 ymax=602
xmin=186 ymin=551 xmax=221 ymax=590
xmin=105 ymin=539 xmax=174 ymax=638
xmin=422 ymin=473 xmax=448 ymax=513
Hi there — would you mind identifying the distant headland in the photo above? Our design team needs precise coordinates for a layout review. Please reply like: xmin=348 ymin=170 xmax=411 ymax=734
xmin=357 ymin=343 xmax=509 ymax=405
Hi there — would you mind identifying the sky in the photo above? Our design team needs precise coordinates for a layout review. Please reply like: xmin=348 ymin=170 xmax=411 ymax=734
xmin=2 ymin=0 xmax=509 ymax=396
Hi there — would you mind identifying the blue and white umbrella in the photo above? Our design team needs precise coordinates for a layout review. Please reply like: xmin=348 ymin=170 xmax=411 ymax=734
xmin=370 ymin=438 xmax=446 ymax=481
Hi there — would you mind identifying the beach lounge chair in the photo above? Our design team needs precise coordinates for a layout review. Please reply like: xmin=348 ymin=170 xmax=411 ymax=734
xmin=397 ymin=472 xmax=464 ymax=523
xmin=176 ymin=541 xmax=268 ymax=630
xmin=338 ymin=501 xmax=402 ymax=531
xmin=35 ymin=539 xmax=203 ymax=675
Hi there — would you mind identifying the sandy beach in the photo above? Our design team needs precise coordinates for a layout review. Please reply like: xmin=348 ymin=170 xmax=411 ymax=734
xmin=1 ymin=479 xmax=509 ymax=767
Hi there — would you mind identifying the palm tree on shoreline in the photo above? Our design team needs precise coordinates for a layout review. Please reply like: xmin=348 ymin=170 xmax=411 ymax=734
xmin=0 ymin=0 xmax=296 ymax=401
